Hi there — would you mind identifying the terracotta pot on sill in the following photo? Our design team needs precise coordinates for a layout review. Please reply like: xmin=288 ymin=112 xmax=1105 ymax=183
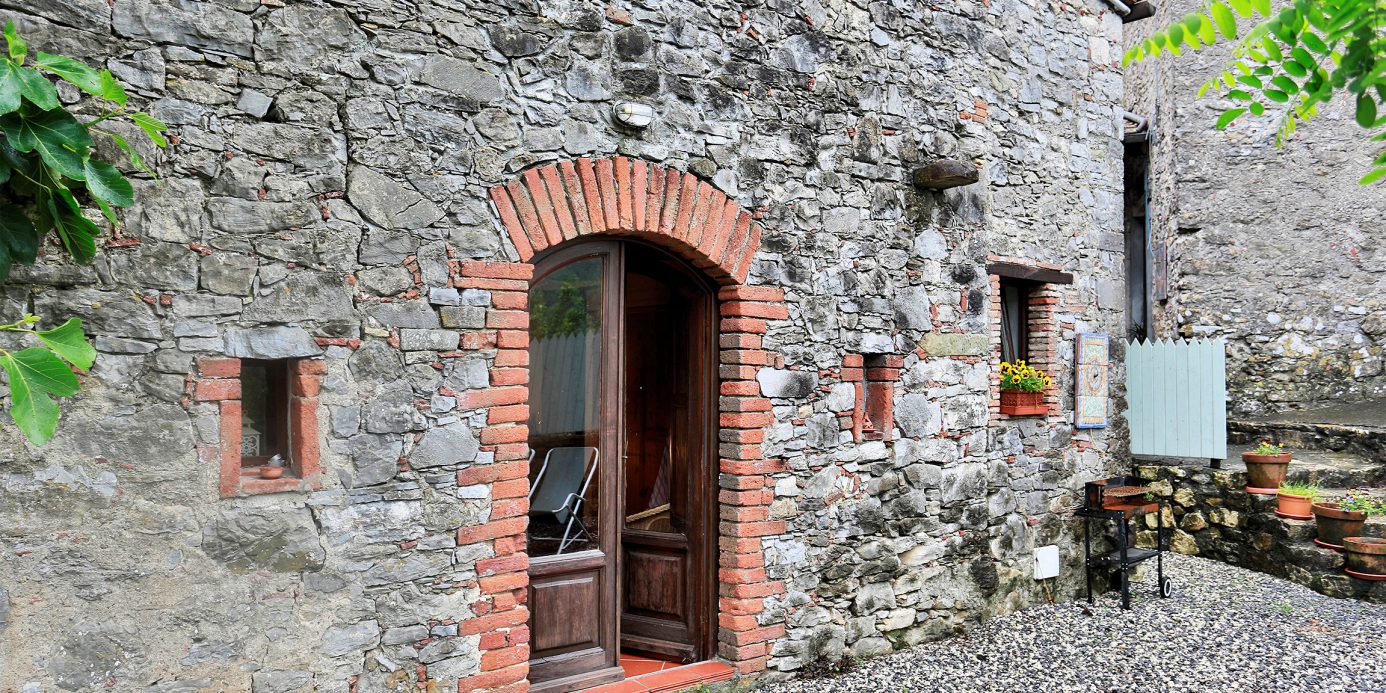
xmin=1241 ymin=451 xmax=1290 ymax=494
xmin=1342 ymin=536 xmax=1386 ymax=580
xmin=1311 ymin=501 xmax=1367 ymax=551
xmin=999 ymin=389 xmax=1046 ymax=416
xmin=259 ymin=466 xmax=285 ymax=480
xmin=1275 ymin=492 xmax=1314 ymax=520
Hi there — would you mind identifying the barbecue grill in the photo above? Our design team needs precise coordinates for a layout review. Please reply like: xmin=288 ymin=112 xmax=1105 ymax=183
xmin=1077 ymin=475 xmax=1174 ymax=609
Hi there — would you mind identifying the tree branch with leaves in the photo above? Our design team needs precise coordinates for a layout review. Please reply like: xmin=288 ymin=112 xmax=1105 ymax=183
xmin=0 ymin=21 xmax=168 ymax=444
xmin=1124 ymin=0 xmax=1386 ymax=184
xmin=0 ymin=315 xmax=95 ymax=444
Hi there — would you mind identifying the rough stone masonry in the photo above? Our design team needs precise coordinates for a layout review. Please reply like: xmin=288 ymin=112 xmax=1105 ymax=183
xmin=0 ymin=1 xmax=1129 ymax=691
xmin=1124 ymin=0 xmax=1386 ymax=417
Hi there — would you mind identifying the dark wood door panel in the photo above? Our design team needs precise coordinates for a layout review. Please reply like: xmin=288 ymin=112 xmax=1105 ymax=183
xmin=526 ymin=241 xmax=624 ymax=692
xmin=527 ymin=240 xmax=718 ymax=689
xmin=623 ymin=544 xmax=687 ymax=620
xmin=530 ymin=572 xmax=600 ymax=653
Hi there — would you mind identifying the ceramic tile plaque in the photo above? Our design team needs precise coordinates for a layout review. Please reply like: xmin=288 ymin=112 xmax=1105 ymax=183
xmin=1076 ymin=333 xmax=1109 ymax=429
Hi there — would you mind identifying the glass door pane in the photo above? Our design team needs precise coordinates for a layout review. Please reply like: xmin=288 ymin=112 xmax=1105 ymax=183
xmin=528 ymin=257 xmax=605 ymax=557
xmin=623 ymin=265 xmax=694 ymax=535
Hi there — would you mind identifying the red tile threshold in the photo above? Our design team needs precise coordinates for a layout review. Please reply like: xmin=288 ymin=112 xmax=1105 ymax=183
xmin=583 ymin=660 xmax=735 ymax=692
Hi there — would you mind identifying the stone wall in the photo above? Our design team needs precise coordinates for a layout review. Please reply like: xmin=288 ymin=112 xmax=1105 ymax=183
xmin=0 ymin=1 xmax=1128 ymax=691
xmin=1123 ymin=1 xmax=1386 ymax=416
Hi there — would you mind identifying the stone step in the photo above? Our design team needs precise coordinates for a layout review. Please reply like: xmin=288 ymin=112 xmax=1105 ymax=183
xmin=1229 ymin=444 xmax=1386 ymax=488
xmin=1230 ymin=415 xmax=1386 ymax=461
xmin=1136 ymin=445 xmax=1386 ymax=490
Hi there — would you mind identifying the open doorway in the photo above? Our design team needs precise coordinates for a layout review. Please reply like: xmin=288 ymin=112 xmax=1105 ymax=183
xmin=524 ymin=240 xmax=717 ymax=693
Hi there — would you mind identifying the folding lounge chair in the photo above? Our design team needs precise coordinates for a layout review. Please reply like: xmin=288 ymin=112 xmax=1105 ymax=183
xmin=528 ymin=446 xmax=599 ymax=554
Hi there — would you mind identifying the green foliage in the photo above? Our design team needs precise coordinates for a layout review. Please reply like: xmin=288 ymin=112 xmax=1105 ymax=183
xmin=530 ymin=262 xmax=602 ymax=340
xmin=1124 ymin=1 xmax=1386 ymax=184
xmin=0 ymin=24 xmax=159 ymax=446
xmin=1333 ymin=488 xmax=1386 ymax=515
xmin=1277 ymin=479 xmax=1319 ymax=498
xmin=1251 ymin=439 xmax=1286 ymax=454
xmin=0 ymin=21 xmax=166 ymax=280
xmin=0 ymin=314 xmax=93 ymax=445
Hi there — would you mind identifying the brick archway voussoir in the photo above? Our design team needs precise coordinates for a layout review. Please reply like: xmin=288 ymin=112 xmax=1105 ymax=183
xmin=487 ymin=157 xmax=762 ymax=284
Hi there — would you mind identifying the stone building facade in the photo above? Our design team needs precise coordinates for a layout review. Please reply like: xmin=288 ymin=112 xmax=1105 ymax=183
xmin=1124 ymin=0 xmax=1386 ymax=417
xmin=0 ymin=1 xmax=1129 ymax=692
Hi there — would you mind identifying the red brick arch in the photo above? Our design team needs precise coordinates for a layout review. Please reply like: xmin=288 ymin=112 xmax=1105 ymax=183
xmin=459 ymin=158 xmax=785 ymax=692
xmin=487 ymin=157 xmax=763 ymax=284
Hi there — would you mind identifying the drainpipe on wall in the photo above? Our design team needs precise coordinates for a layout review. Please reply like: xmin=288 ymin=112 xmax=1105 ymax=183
xmin=1103 ymin=0 xmax=1132 ymax=16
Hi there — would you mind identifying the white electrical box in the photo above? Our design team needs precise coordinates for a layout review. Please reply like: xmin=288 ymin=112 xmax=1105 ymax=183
xmin=1033 ymin=545 xmax=1060 ymax=580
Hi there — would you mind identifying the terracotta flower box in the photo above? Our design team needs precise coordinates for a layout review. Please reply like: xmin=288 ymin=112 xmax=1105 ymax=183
xmin=999 ymin=390 xmax=1046 ymax=416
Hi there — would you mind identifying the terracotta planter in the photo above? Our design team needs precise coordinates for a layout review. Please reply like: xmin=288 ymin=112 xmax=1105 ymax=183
xmin=1312 ymin=501 xmax=1367 ymax=550
xmin=259 ymin=466 xmax=285 ymax=480
xmin=1275 ymin=492 xmax=1314 ymax=520
xmin=1000 ymin=389 xmax=1046 ymax=416
xmin=1241 ymin=451 xmax=1290 ymax=493
xmin=1343 ymin=537 xmax=1386 ymax=580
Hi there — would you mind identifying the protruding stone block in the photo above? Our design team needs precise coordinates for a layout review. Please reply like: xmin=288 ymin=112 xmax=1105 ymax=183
xmin=756 ymin=368 xmax=817 ymax=398
xmin=912 ymin=159 xmax=979 ymax=190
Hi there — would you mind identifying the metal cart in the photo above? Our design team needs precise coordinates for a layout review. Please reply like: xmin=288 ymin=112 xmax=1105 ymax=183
xmin=1078 ymin=475 xmax=1173 ymax=609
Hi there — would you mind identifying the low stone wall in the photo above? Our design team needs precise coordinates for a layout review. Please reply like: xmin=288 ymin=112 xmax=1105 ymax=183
xmin=1133 ymin=463 xmax=1386 ymax=602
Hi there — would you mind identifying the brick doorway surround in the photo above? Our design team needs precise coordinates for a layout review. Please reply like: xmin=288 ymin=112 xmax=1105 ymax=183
xmin=457 ymin=157 xmax=787 ymax=692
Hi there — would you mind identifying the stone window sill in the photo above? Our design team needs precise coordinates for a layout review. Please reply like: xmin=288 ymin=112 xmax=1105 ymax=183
xmin=238 ymin=465 xmax=307 ymax=495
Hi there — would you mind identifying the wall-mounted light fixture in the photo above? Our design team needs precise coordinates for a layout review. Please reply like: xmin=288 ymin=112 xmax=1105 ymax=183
xmin=612 ymin=101 xmax=655 ymax=129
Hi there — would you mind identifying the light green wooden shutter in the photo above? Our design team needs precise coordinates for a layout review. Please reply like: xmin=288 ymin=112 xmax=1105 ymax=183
xmin=1125 ymin=339 xmax=1226 ymax=460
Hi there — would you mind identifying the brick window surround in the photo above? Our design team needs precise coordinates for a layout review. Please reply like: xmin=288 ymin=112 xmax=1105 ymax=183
xmin=192 ymin=356 xmax=325 ymax=497
xmin=986 ymin=258 xmax=1073 ymax=421
xmin=457 ymin=157 xmax=784 ymax=692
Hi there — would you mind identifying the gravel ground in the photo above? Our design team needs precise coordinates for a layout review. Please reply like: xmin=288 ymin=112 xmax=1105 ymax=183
xmin=757 ymin=554 xmax=1386 ymax=693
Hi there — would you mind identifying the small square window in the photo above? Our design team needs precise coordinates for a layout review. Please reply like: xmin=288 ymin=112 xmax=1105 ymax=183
xmin=240 ymin=359 xmax=290 ymax=468
xmin=202 ymin=356 xmax=325 ymax=497
xmin=999 ymin=279 xmax=1031 ymax=363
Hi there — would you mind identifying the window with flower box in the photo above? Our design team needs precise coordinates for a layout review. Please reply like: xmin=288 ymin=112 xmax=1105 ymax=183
xmin=987 ymin=259 xmax=1072 ymax=419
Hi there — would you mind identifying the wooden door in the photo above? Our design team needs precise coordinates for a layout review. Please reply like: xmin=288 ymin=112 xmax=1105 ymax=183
xmin=526 ymin=242 xmax=624 ymax=692
xmin=526 ymin=241 xmax=715 ymax=691
xmin=619 ymin=244 xmax=715 ymax=663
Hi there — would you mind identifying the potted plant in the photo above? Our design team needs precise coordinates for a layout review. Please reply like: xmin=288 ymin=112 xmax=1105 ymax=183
xmin=999 ymin=360 xmax=1049 ymax=416
xmin=1343 ymin=537 xmax=1386 ymax=581
xmin=1312 ymin=489 xmax=1379 ymax=551
xmin=1333 ymin=491 xmax=1386 ymax=578
xmin=1275 ymin=480 xmax=1318 ymax=520
xmin=1242 ymin=440 xmax=1291 ymax=494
